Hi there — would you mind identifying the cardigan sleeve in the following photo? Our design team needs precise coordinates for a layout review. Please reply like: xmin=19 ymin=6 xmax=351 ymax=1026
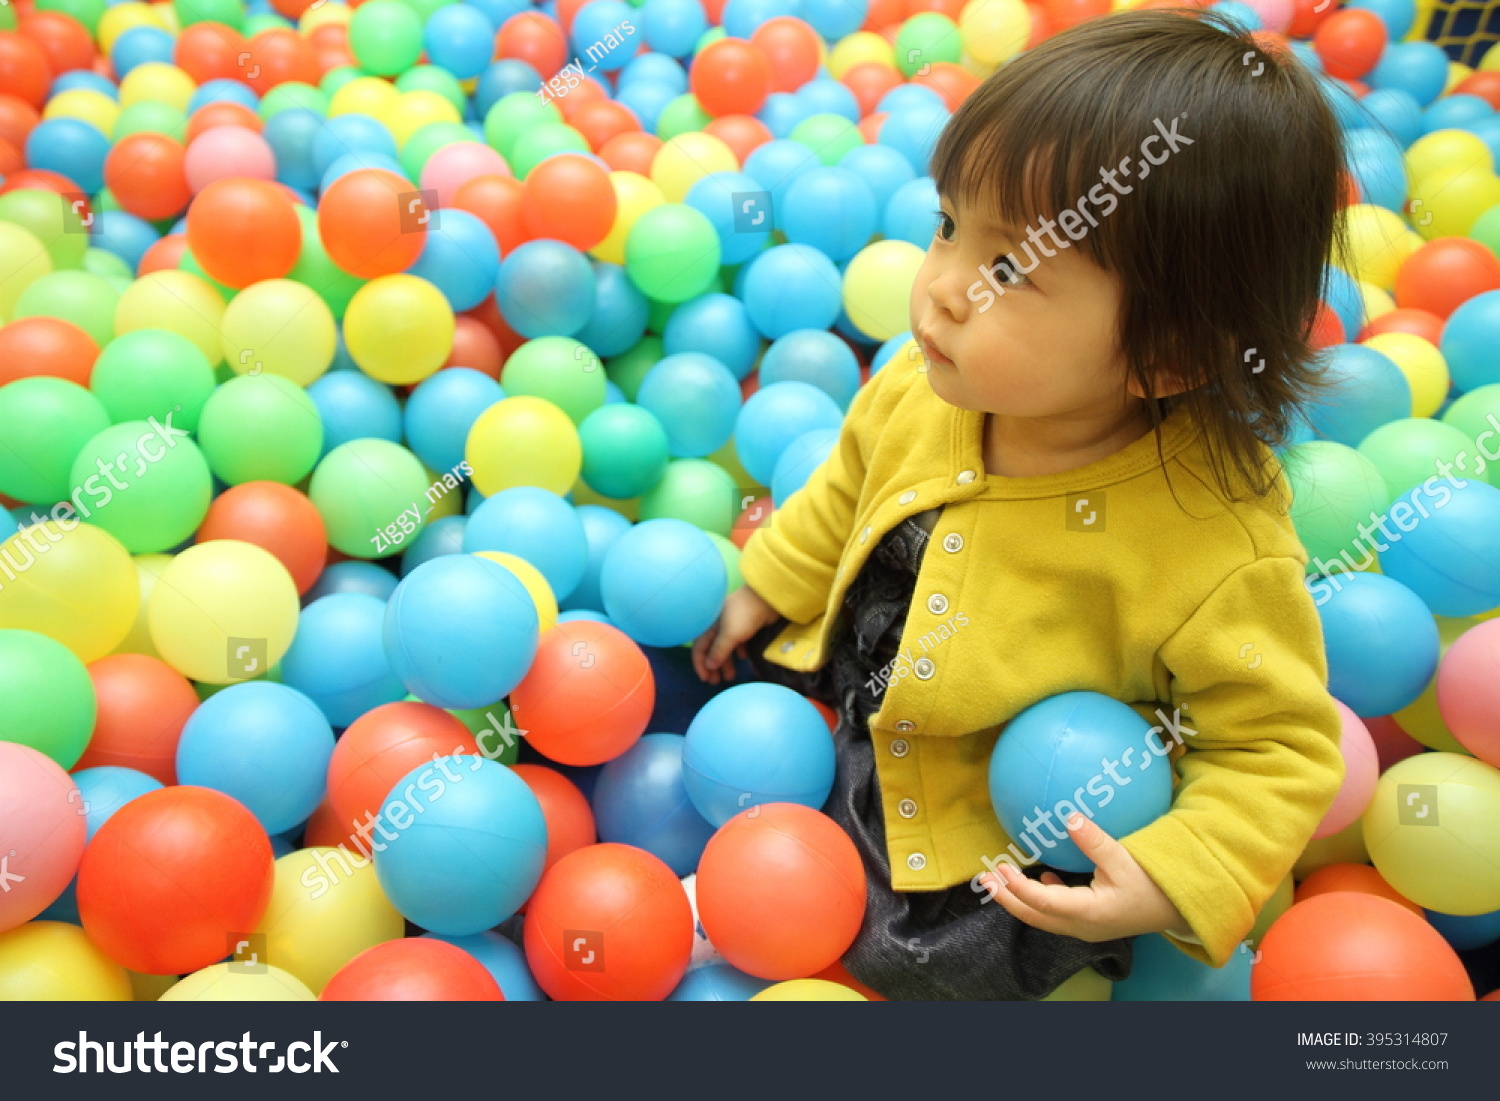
xmin=737 ymin=360 xmax=904 ymax=624
xmin=1116 ymin=555 xmax=1345 ymax=968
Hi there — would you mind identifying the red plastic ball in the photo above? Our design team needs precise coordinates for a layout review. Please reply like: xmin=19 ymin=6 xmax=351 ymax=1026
xmin=105 ymin=132 xmax=190 ymax=221
xmin=750 ymin=17 xmax=822 ymax=94
xmin=77 ymin=786 xmax=275 ymax=975
xmin=326 ymin=701 xmax=479 ymax=837
xmin=1044 ymin=0 xmax=1110 ymax=31
xmin=241 ymin=28 xmax=319 ymax=95
xmin=174 ymin=23 xmax=250 ymax=85
xmin=0 ymin=167 xmax=78 ymax=198
xmin=914 ymin=61 xmax=981 ymax=112
xmin=1393 ymin=238 xmax=1500 ymax=319
xmin=496 ymin=12 xmax=568 ymax=81
xmin=0 ymin=317 xmax=98 ymax=386
xmin=138 ymin=234 xmax=189 ymax=275
xmin=523 ymin=843 xmax=693 ymax=1000
xmin=0 ymin=92 xmax=40 ymax=149
xmin=443 ymin=315 xmax=504 ymax=379
xmin=1312 ymin=9 xmax=1386 ymax=81
xmin=1252 ymin=892 xmax=1474 ymax=1000
xmin=598 ymin=129 xmax=661 ymax=175
xmin=186 ymin=102 xmax=263 ymax=143
xmin=569 ymin=98 xmax=642 ymax=153
xmin=863 ymin=0 xmax=905 ymax=31
xmin=1288 ymin=0 xmax=1339 ymax=38
xmin=906 ymin=0 xmax=965 ymax=18
xmin=318 ymin=168 xmax=429 ymax=278
xmin=1292 ymin=863 xmax=1423 ymax=916
xmin=1309 ymin=301 xmax=1344 ymax=350
xmin=1363 ymin=713 xmax=1427 ymax=772
xmin=696 ymin=803 xmax=866 ymax=980
xmin=17 ymin=12 xmax=96 ymax=77
xmin=842 ymin=62 xmax=903 ymax=118
xmin=0 ymin=30 xmax=52 ymax=108
xmin=75 ymin=654 xmax=199 ymax=785
xmin=1454 ymin=70 xmax=1500 ymax=110
xmin=1357 ymin=305 xmax=1445 ymax=346
xmin=522 ymin=152 xmax=616 ymax=250
xmin=509 ymin=621 xmax=655 ymax=766
xmin=512 ymin=764 xmax=597 ymax=878
xmin=704 ymin=113 xmax=773 ymax=164
xmin=691 ymin=37 xmax=773 ymax=118
xmin=857 ymin=112 xmax=886 ymax=144
xmin=463 ymin=294 xmax=526 ymax=359
xmin=321 ymin=938 xmax=505 ymax=1000
xmin=0 ymin=137 xmax=18 ymax=177
xmin=452 ymin=173 xmax=529 ymax=254
xmin=195 ymin=481 xmax=329 ymax=595
xmin=186 ymin=177 xmax=300 ymax=287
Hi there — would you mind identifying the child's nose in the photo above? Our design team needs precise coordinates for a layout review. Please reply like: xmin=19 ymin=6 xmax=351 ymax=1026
xmin=925 ymin=260 xmax=972 ymax=323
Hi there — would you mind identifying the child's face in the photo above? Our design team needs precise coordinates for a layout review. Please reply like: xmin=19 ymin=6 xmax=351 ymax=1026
xmin=909 ymin=192 xmax=1135 ymax=420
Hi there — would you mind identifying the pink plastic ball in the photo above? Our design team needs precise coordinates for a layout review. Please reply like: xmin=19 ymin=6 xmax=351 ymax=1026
xmin=420 ymin=142 xmax=513 ymax=209
xmin=0 ymin=741 xmax=87 ymax=933
xmin=1242 ymin=0 xmax=1294 ymax=32
xmin=1312 ymin=699 xmax=1380 ymax=838
xmin=183 ymin=125 xmax=277 ymax=192
xmin=1435 ymin=619 xmax=1500 ymax=767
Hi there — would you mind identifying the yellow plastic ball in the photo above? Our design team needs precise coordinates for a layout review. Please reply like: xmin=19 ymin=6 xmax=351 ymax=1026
xmin=0 ymin=521 xmax=138 ymax=662
xmin=220 ymin=279 xmax=337 ymax=387
xmin=1410 ymin=165 xmax=1500 ymax=240
xmin=160 ymin=963 xmax=317 ymax=1001
xmin=300 ymin=0 xmax=352 ymax=34
xmin=128 ymin=969 xmax=178 ymax=1001
xmin=1360 ymin=331 xmax=1446 ymax=418
xmin=1363 ymin=752 xmax=1500 ymax=914
xmin=1406 ymin=129 xmax=1493 ymax=183
xmin=1356 ymin=280 xmax=1395 ymax=324
xmin=115 ymin=271 xmax=227 ymax=366
xmin=960 ymin=0 xmax=1032 ymax=69
xmin=0 ymin=222 xmax=51 ymax=322
xmin=1445 ymin=61 xmax=1474 ymax=94
xmin=98 ymin=2 xmax=160 ymax=54
xmin=118 ymin=63 xmax=196 ymax=112
xmin=650 ymin=133 xmax=739 ymax=203
xmin=343 ymin=274 xmax=454 ymax=385
xmin=1483 ymin=41 xmax=1500 ymax=73
xmin=1042 ymin=965 xmax=1112 ymax=1001
xmin=466 ymin=396 xmax=582 ymax=497
xmin=475 ymin=551 xmax=558 ymax=634
xmin=0 ymin=922 xmax=132 ymax=1000
xmin=147 ymin=539 xmax=299 ymax=683
xmin=1339 ymin=203 xmax=1420 ymax=289
xmin=1390 ymin=615 xmax=1478 ymax=754
xmin=1292 ymin=815 xmax=1368 ymax=879
xmin=826 ymin=32 xmax=896 ymax=79
xmin=568 ymin=477 xmax=641 ymax=520
xmin=751 ymin=978 xmax=868 ymax=1000
xmin=112 ymin=553 xmax=172 ymax=659
xmin=251 ymin=848 xmax=405 ymax=996
xmin=43 ymin=90 xmax=120 ymax=139
xmin=843 ymin=239 xmax=926 ymax=341
xmin=329 ymin=76 xmax=403 ymax=121
xmin=590 ymin=172 xmax=666 ymax=265
xmin=387 ymin=90 xmax=463 ymax=148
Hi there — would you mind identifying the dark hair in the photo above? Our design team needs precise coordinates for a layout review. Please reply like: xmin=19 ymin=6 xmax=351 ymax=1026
xmin=930 ymin=9 xmax=1347 ymax=502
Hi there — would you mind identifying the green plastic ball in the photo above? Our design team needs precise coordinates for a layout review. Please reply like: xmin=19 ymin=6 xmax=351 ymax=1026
xmin=0 ymin=378 xmax=111 ymax=504
xmin=0 ymin=630 xmax=97 ymax=768
xmin=605 ymin=335 xmax=663 ymax=402
xmin=308 ymin=438 xmax=430 ymax=557
xmin=646 ymin=296 xmax=678 ymax=333
xmin=895 ymin=13 xmax=962 ymax=78
xmin=1440 ymin=383 xmax=1500 ymax=490
xmin=396 ymin=65 xmax=467 ymax=115
xmin=444 ymin=699 xmax=521 ymax=765
xmin=1469 ymin=204 xmax=1500 ymax=258
xmin=638 ymin=458 xmax=738 ymax=535
xmin=12 ymin=270 xmax=119 ymax=347
xmin=790 ymin=113 xmax=864 ymax=166
xmin=89 ymin=329 xmax=217 ymax=431
xmin=656 ymin=93 xmax=713 ymax=140
xmin=320 ymin=66 xmax=364 ymax=97
xmin=1357 ymin=417 xmax=1481 ymax=499
xmin=259 ymin=83 xmax=329 ymax=120
xmin=499 ymin=336 xmax=608 ymax=425
xmin=483 ymin=93 xmax=563 ymax=161
xmin=82 ymin=247 xmax=133 ymax=283
xmin=396 ymin=0 xmax=455 ymax=20
xmin=0 ymin=188 xmax=89 ymax=269
xmin=36 ymin=0 xmax=106 ymax=34
xmin=507 ymin=122 xmax=590 ymax=178
xmin=707 ymin=531 xmax=743 ymax=592
xmin=173 ymin=0 xmax=245 ymax=28
xmin=287 ymin=205 xmax=366 ymax=320
xmin=243 ymin=12 xmax=294 ymax=35
xmin=398 ymin=120 xmax=475 ymax=181
xmin=1282 ymin=440 xmax=1393 ymax=572
xmin=112 ymin=100 xmax=187 ymax=141
xmin=579 ymin=403 xmax=670 ymax=499
xmin=625 ymin=204 xmax=720 ymax=304
xmin=68 ymin=420 xmax=214 ymax=553
xmin=196 ymin=374 xmax=324 ymax=485
xmin=349 ymin=0 xmax=424 ymax=76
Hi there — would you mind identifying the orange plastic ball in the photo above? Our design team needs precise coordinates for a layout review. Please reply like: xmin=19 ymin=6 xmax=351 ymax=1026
xmin=554 ymin=75 xmax=610 ymax=121
xmin=326 ymin=701 xmax=479 ymax=836
xmin=841 ymin=62 xmax=903 ymax=118
xmin=690 ymin=37 xmax=773 ymax=117
xmin=730 ymin=493 xmax=771 ymax=548
xmin=1454 ymin=71 xmax=1500 ymax=110
xmin=452 ymin=173 xmax=529 ymax=255
xmin=77 ymin=786 xmax=275 ymax=976
xmin=137 ymin=234 xmax=189 ymax=276
xmin=811 ymin=959 xmax=886 ymax=999
xmin=1289 ymin=0 xmax=1339 ymax=38
xmin=913 ymin=62 xmax=981 ymax=112
xmin=523 ymin=843 xmax=694 ymax=1000
xmin=195 ymin=481 xmax=329 ymax=595
xmin=444 ymin=315 xmax=504 ymax=379
xmin=317 ymin=168 xmax=429 ymax=279
xmin=522 ymin=153 xmax=616 ymax=250
xmin=1310 ymin=301 xmax=1344 ymax=349
xmin=186 ymin=177 xmax=300 ymax=287
xmin=75 ymin=654 xmax=198 ymax=786
xmin=750 ymin=17 xmax=822 ymax=94
xmin=906 ymin=0 xmax=965 ymax=18
xmin=858 ymin=112 xmax=886 ymax=144
xmin=599 ymin=129 xmax=662 ymax=175
xmin=186 ymin=102 xmax=264 ymax=143
xmin=1357 ymin=306 xmax=1445 ymax=346
xmin=0 ymin=138 xmax=18 ymax=178
xmin=1313 ymin=9 xmax=1386 ymax=81
xmin=321 ymin=938 xmax=505 ymax=1000
xmin=0 ymin=92 xmax=40 ymax=149
xmin=863 ymin=0 xmax=905 ymax=31
xmin=496 ymin=12 xmax=568 ymax=81
xmin=241 ymin=28 xmax=319 ymax=96
xmin=18 ymin=12 xmax=96 ymax=78
xmin=174 ymin=23 xmax=250 ymax=85
xmin=271 ymin=0 xmax=324 ymax=20
xmin=1394 ymin=238 xmax=1500 ymax=319
xmin=1043 ymin=0 xmax=1110 ymax=31
xmin=1252 ymin=893 xmax=1474 ymax=1000
xmin=1292 ymin=863 xmax=1423 ymax=916
xmin=696 ymin=803 xmax=866 ymax=980
xmin=105 ymin=132 xmax=191 ymax=222
xmin=569 ymin=99 xmax=642 ymax=153
xmin=704 ymin=114 xmax=773 ymax=165
xmin=0 ymin=317 xmax=98 ymax=386
xmin=0 ymin=30 xmax=53 ymax=108
xmin=512 ymin=764 xmax=597 ymax=877
xmin=508 ymin=621 xmax=654 ymax=767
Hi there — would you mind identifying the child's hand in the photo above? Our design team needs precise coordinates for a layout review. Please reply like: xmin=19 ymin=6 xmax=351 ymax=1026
xmin=978 ymin=813 xmax=1192 ymax=943
xmin=692 ymin=586 xmax=781 ymax=685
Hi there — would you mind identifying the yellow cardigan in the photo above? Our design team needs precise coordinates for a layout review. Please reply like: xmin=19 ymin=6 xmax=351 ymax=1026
xmin=737 ymin=356 xmax=1345 ymax=968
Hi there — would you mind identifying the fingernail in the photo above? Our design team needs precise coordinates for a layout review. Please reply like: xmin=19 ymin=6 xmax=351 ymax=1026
xmin=1067 ymin=813 xmax=1084 ymax=830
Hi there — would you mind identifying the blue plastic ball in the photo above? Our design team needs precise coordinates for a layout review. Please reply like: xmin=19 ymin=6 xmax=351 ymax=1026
xmin=795 ymin=77 xmax=859 ymax=123
xmin=262 ymin=108 xmax=322 ymax=192
xmin=1368 ymin=41 xmax=1449 ymax=107
xmin=404 ymin=367 xmax=504 ymax=476
xmin=839 ymin=144 xmax=916 ymax=212
xmin=462 ymin=486 xmax=588 ymax=601
xmin=424 ymin=5 xmax=497 ymax=80
xmin=1207 ymin=0 xmax=1261 ymax=32
xmin=382 ymin=554 xmax=541 ymax=708
xmin=802 ymin=0 xmax=867 ymax=39
xmin=721 ymin=0 xmax=798 ymax=38
xmin=304 ymin=560 xmax=399 ymax=603
xmin=741 ymin=244 xmax=844 ymax=339
xmin=570 ymin=0 xmax=638 ymax=73
xmin=1442 ymin=289 xmax=1500 ymax=392
xmin=374 ymin=757 xmax=547 ymax=934
xmin=1321 ymin=77 xmax=1365 ymax=131
xmin=641 ymin=0 xmax=707 ymax=57
xmin=619 ymin=51 xmax=689 ymax=93
xmin=1355 ymin=87 xmax=1424 ymax=147
xmin=771 ymin=426 xmax=839 ymax=506
xmin=682 ymin=681 xmax=836 ymax=825
xmin=401 ymin=514 xmax=467 ymax=576
xmin=91 ymin=211 xmax=159 ymax=273
xmin=668 ymin=962 xmax=776 ymax=1000
xmin=189 ymin=79 xmax=259 ymax=112
xmin=1323 ymin=264 xmax=1365 ymax=342
xmin=311 ymin=114 xmax=398 ymax=181
xmin=1314 ymin=571 xmax=1439 ymax=716
xmin=1467 ymin=117 xmax=1500 ymax=170
xmin=592 ymin=732 xmax=717 ymax=875
xmin=476 ymin=59 xmax=543 ymax=116
xmin=307 ymin=370 xmax=402 ymax=457
xmin=1423 ymin=907 xmax=1500 ymax=951
xmin=1378 ymin=479 xmax=1500 ymax=616
xmin=494 ymin=239 xmax=596 ymax=338
xmin=1345 ymin=130 xmax=1407 ymax=211
xmin=1351 ymin=0 xmax=1416 ymax=38
xmin=988 ymin=691 xmax=1173 ymax=874
xmin=875 ymin=84 xmax=946 ymax=116
xmin=1304 ymin=343 xmax=1412 ymax=446
xmin=759 ymin=329 xmax=860 ymax=409
xmin=882 ymin=176 xmax=940 ymax=247
xmin=573 ymin=261 xmax=650 ymax=358
xmin=741 ymin=139 xmax=820 ymax=231
xmin=176 ymin=682 xmax=336 ymax=834
xmin=24 ymin=118 xmax=109 ymax=196
xmin=408 ymin=208 xmax=501 ymax=312
xmin=53 ymin=71 xmax=118 ymax=100
xmin=71 ymin=767 xmax=165 ymax=840
xmin=1111 ymin=933 xmax=1254 ymax=1000
xmin=874 ymin=331 xmax=914 ymax=371
xmin=559 ymin=504 xmax=632 ymax=613
xmin=1423 ymin=95 xmax=1493 ymax=135
xmin=615 ymin=79 xmax=678 ymax=132
xmin=685 ymin=171 xmax=774 ymax=265
xmin=878 ymin=104 xmax=950 ymax=174
xmin=663 ymin=292 xmax=762 ymax=380
xmin=782 ymin=165 xmax=878 ymax=263
xmin=279 ymin=593 xmax=407 ymax=727
xmin=599 ymin=518 xmax=726 ymax=647
xmin=735 ymin=379 xmax=844 ymax=485
xmin=110 ymin=26 xmax=174 ymax=77
xmin=467 ymin=0 xmax=529 ymax=33
xmin=635 ymin=352 xmax=742 ymax=458
xmin=422 ymin=930 xmax=547 ymax=999
xmin=757 ymin=92 xmax=810 ymax=139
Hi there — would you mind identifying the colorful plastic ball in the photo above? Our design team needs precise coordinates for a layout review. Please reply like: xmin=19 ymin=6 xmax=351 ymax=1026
xmin=74 ymin=654 xmax=193 ymax=784
xmin=1253 ymin=892 xmax=1471 ymax=1000
xmin=770 ymin=426 xmax=839 ymax=506
xmin=147 ymin=539 xmax=300 ymax=684
xmin=76 ymin=785 xmax=274 ymax=975
xmin=1358 ymin=416 xmax=1477 ymax=499
xmin=844 ymin=238 xmax=927 ymax=341
xmin=24 ymin=117 xmax=108 ymax=194
xmin=1442 ymin=289 xmax=1500 ymax=393
xmin=347 ymin=0 xmax=422 ymax=76
xmin=511 ymin=763 xmax=597 ymax=876
xmin=307 ymin=438 xmax=428 ymax=559
xmin=402 ymin=368 xmax=503 ymax=478
xmin=322 ymin=937 xmax=504 ymax=1000
xmin=761 ymin=330 xmax=860 ymax=411
xmin=196 ymin=373 xmax=323 ymax=486
xmin=578 ymin=403 xmax=670 ymax=500
xmin=740 ymin=242 xmax=842 ymax=339
xmin=403 ymin=209 xmax=499 ymax=315
xmin=423 ymin=930 xmax=546 ymax=1000
xmin=631 ymin=351 xmax=740 ymax=459
xmin=158 ymin=961 xmax=315 ymax=1001
xmin=521 ymin=151 xmax=615 ymax=250
xmin=492 ymin=238 xmax=596 ymax=339
xmin=382 ymin=554 xmax=539 ymax=709
xmin=1294 ymin=861 xmax=1422 ymax=914
xmin=304 ymin=560 xmax=400 ymax=604
xmin=592 ymin=733 xmax=715 ymax=875
xmin=1379 ymin=479 xmax=1500 ymax=617
xmin=342 ymin=273 xmax=454 ymax=386
xmin=681 ymin=170 xmax=771 ymax=265
xmin=624 ymin=201 xmax=721 ymax=303
xmin=696 ymin=802 xmax=864 ymax=980
xmin=749 ymin=978 xmax=865 ymax=1000
xmin=1301 ymin=343 xmax=1410 ymax=445
xmin=1424 ymin=906 xmax=1500 ymax=951
xmin=1315 ymin=572 xmax=1438 ymax=715
xmin=0 ymin=741 xmax=87 ymax=931
xmin=0 ymin=520 xmax=139 ymax=666
xmin=1436 ymin=619 xmax=1500 ymax=766
xmin=421 ymin=4 xmax=495 ymax=80
xmin=575 ymin=260 xmax=651 ymax=359
xmin=559 ymin=505 xmax=632 ymax=613
xmin=598 ymin=518 xmax=726 ymax=647
xmin=1111 ymin=933 xmax=1253 ymax=1001
xmin=466 ymin=395 xmax=583 ymax=497
xmin=197 ymin=480 xmax=327 ymax=595
xmin=401 ymin=514 xmax=466 ymax=577
xmin=498 ymin=334 xmax=607 ymax=426
xmin=0 ymin=317 xmax=97 ymax=388
xmin=325 ymin=700 xmax=477 ymax=834
xmin=317 ymin=168 xmax=428 ymax=279
xmin=1368 ymin=756 xmax=1500 ymax=918
xmin=307 ymin=370 xmax=401 ymax=457
xmin=682 ymin=681 xmax=835 ymax=826
xmin=280 ymin=594 xmax=405 ymax=726
xmin=1369 ymin=40 xmax=1449 ymax=107
xmin=219 ymin=278 xmax=337 ymax=387
xmin=734 ymin=379 xmax=844 ymax=486
xmin=690 ymin=36 xmax=772 ymax=117
xmin=1313 ymin=8 xmax=1387 ymax=81
xmin=1355 ymin=333 xmax=1444 ymax=420
xmin=523 ymin=842 xmax=694 ymax=1000
xmin=669 ymin=961 xmax=774 ymax=1000
xmin=1307 ymin=701 xmax=1379 ymax=841
xmin=87 ymin=330 xmax=210 ymax=434
xmin=661 ymin=292 xmax=760 ymax=380
xmin=0 ymin=376 xmax=110 ymax=505
xmin=461 ymin=486 xmax=587 ymax=601
xmin=0 ymin=920 xmax=132 ymax=1000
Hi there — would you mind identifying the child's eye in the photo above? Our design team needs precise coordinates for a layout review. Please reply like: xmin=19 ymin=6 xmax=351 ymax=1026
xmin=988 ymin=254 xmax=1032 ymax=288
xmin=934 ymin=210 xmax=955 ymax=241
